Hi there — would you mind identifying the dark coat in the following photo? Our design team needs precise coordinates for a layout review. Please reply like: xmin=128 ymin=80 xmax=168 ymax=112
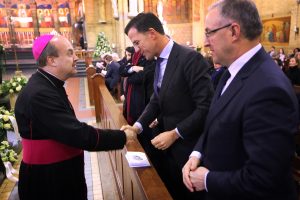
xmin=105 ymin=61 xmax=120 ymax=91
xmin=119 ymin=56 xmax=155 ymax=124
xmin=138 ymin=42 xmax=214 ymax=169
xmin=15 ymin=69 xmax=126 ymax=200
xmin=195 ymin=48 xmax=299 ymax=200
xmin=286 ymin=66 xmax=300 ymax=85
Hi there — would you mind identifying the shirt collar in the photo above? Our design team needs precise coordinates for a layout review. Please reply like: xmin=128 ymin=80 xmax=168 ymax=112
xmin=159 ymin=39 xmax=174 ymax=60
xmin=228 ymin=43 xmax=262 ymax=77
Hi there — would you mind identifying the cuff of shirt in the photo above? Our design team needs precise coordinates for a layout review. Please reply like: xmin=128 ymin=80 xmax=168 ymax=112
xmin=175 ymin=128 xmax=183 ymax=139
xmin=133 ymin=122 xmax=143 ymax=134
xmin=190 ymin=151 xmax=201 ymax=159
xmin=204 ymin=171 xmax=209 ymax=192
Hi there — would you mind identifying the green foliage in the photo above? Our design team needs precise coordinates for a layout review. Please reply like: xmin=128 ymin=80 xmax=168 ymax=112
xmin=0 ymin=75 xmax=28 ymax=96
xmin=0 ymin=141 xmax=17 ymax=163
xmin=93 ymin=32 xmax=112 ymax=58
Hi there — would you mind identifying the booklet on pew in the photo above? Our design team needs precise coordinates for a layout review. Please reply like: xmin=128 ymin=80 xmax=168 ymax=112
xmin=125 ymin=151 xmax=151 ymax=168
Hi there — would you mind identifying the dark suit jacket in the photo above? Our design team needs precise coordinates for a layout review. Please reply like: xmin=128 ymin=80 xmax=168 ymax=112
xmin=105 ymin=61 xmax=120 ymax=90
xmin=195 ymin=48 xmax=299 ymax=200
xmin=138 ymin=42 xmax=214 ymax=168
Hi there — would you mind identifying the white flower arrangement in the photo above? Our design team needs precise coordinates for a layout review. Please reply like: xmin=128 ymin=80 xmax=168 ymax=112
xmin=0 ymin=141 xmax=17 ymax=163
xmin=0 ymin=106 xmax=14 ymax=132
xmin=0 ymin=75 xmax=28 ymax=95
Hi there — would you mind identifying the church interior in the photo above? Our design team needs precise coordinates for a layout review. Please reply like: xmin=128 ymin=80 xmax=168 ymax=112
xmin=0 ymin=0 xmax=300 ymax=199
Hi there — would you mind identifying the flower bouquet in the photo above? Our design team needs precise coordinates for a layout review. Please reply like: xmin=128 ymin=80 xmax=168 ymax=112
xmin=0 ymin=75 xmax=28 ymax=109
xmin=1 ymin=75 xmax=27 ymax=95
xmin=0 ymin=141 xmax=17 ymax=163
xmin=0 ymin=106 xmax=14 ymax=142
xmin=0 ymin=141 xmax=19 ymax=183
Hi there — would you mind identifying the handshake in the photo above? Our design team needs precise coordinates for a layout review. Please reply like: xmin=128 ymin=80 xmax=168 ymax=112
xmin=120 ymin=125 xmax=140 ymax=143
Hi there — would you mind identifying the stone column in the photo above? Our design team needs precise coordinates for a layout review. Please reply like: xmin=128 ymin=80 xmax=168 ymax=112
xmin=138 ymin=0 xmax=144 ymax=13
xmin=99 ymin=0 xmax=106 ymax=23
xmin=128 ymin=0 xmax=138 ymax=17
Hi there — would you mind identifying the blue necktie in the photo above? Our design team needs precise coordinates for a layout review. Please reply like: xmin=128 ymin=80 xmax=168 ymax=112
xmin=217 ymin=69 xmax=231 ymax=98
xmin=154 ymin=57 xmax=163 ymax=96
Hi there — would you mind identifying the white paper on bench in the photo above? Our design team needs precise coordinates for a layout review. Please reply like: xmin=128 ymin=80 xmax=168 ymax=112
xmin=125 ymin=151 xmax=151 ymax=168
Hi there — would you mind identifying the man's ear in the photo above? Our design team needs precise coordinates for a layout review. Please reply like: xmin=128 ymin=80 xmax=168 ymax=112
xmin=46 ymin=56 xmax=56 ymax=66
xmin=231 ymin=23 xmax=240 ymax=41
xmin=147 ymin=28 xmax=157 ymax=39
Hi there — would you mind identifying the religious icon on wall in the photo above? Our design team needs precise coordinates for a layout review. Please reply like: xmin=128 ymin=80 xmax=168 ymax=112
xmin=58 ymin=2 xmax=71 ymax=27
xmin=10 ymin=3 xmax=32 ymax=28
xmin=37 ymin=4 xmax=53 ymax=28
xmin=261 ymin=16 xmax=291 ymax=45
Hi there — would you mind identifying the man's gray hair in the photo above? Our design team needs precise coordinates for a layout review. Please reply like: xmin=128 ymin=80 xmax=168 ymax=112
xmin=210 ymin=0 xmax=262 ymax=40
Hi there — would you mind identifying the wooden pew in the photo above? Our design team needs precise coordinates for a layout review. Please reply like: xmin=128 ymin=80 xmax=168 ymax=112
xmin=92 ymin=74 xmax=172 ymax=200
xmin=91 ymin=73 xmax=104 ymax=122
xmin=86 ymin=65 xmax=96 ymax=106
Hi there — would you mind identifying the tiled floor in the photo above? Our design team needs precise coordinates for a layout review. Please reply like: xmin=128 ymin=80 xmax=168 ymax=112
xmin=0 ymin=72 xmax=102 ymax=200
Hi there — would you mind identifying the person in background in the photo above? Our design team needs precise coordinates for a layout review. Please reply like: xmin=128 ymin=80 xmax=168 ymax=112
xmin=286 ymin=57 xmax=300 ymax=85
xmin=122 ymin=12 xmax=213 ymax=200
xmin=278 ymin=48 xmax=286 ymax=66
xmin=79 ymin=33 xmax=84 ymax=50
xmin=119 ymin=46 xmax=156 ymax=168
xmin=118 ymin=46 xmax=135 ymax=102
xmin=103 ymin=54 xmax=121 ymax=94
xmin=295 ymin=52 xmax=300 ymax=68
xmin=268 ymin=46 xmax=276 ymax=58
xmin=182 ymin=1 xmax=299 ymax=200
xmin=119 ymin=46 xmax=155 ymax=126
xmin=15 ymin=35 xmax=136 ymax=200
xmin=273 ymin=58 xmax=283 ymax=70
xmin=290 ymin=47 xmax=300 ymax=58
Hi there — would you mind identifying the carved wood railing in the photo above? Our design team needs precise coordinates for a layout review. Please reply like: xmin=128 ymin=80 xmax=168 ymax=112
xmin=91 ymin=74 xmax=172 ymax=200
xmin=86 ymin=65 xmax=96 ymax=106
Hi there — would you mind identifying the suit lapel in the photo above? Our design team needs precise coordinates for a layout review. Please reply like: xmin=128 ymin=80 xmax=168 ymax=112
xmin=158 ymin=43 xmax=180 ymax=99
xmin=205 ymin=47 xmax=267 ymax=127
xmin=206 ymin=78 xmax=244 ymax=126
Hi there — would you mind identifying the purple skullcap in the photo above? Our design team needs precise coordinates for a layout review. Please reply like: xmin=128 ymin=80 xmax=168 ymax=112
xmin=32 ymin=34 xmax=54 ymax=61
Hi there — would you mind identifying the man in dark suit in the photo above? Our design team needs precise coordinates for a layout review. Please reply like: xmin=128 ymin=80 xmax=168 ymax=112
xmin=182 ymin=1 xmax=299 ymax=200
xmin=121 ymin=12 xmax=214 ymax=200
xmin=103 ymin=54 xmax=120 ymax=93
